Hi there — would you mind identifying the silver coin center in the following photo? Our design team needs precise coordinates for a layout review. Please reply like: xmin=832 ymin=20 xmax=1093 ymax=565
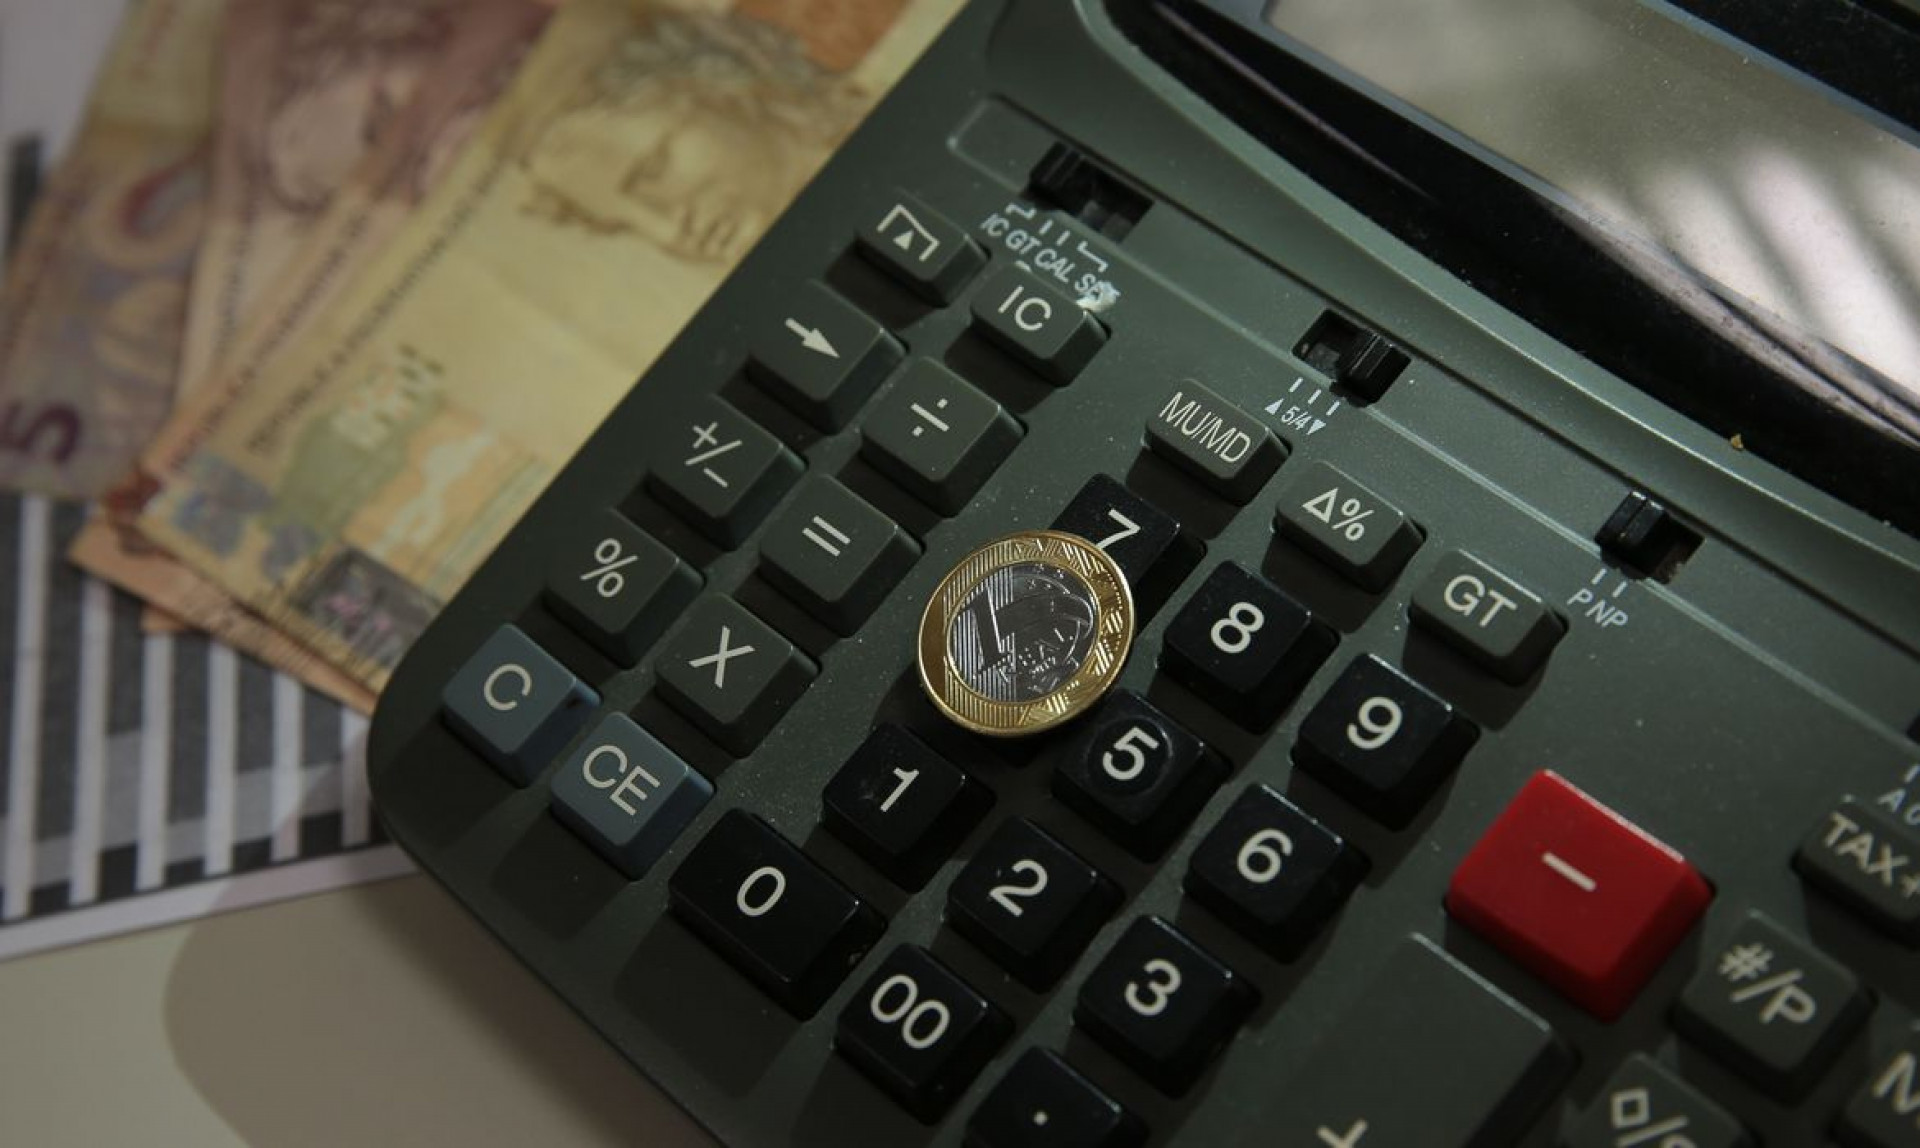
xmin=946 ymin=560 xmax=1099 ymax=703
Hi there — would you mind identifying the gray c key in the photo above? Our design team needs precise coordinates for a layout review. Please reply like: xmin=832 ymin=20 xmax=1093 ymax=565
xmin=1261 ymin=935 xmax=1571 ymax=1148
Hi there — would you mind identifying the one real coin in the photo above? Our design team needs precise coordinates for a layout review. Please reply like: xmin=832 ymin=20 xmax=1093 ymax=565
xmin=917 ymin=530 xmax=1134 ymax=737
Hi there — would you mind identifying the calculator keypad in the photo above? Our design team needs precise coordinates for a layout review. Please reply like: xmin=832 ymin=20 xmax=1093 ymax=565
xmin=855 ymin=190 xmax=985 ymax=303
xmin=1050 ymin=474 xmax=1186 ymax=613
xmin=1184 ymin=784 xmax=1366 ymax=959
xmin=822 ymin=725 xmax=989 ymax=891
xmin=1272 ymin=459 xmax=1421 ymax=590
xmin=1160 ymin=562 xmax=1333 ymax=729
xmin=747 ymin=280 xmax=903 ymax=431
xmin=549 ymin=714 xmax=712 ymax=878
xmin=1408 ymin=551 xmax=1565 ymax=684
xmin=968 ymin=1048 xmax=1145 ymax=1148
xmin=1264 ymin=935 xmax=1571 ymax=1146
xmin=1294 ymin=654 xmax=1475 ymax=828
xmin=653 ymin=597 xmax=814 ymax=754
xmin=946 ymin=818 xmax=1120 ymax=990
xmin=1838 ymin=1028 xmax=1920 ymax=1148
xmin=969 ymin=263 xmax=1107 ymax=384
xmin=648 ymin=396 xmax=802 ymax=547
xmin=836 ymin=944 xmax=1011 ymax=1122
xmin=1142 ymin=379 xmax=1284 ymax=503
xmin=759 ymin=476 xmax=920 ymax=635
xmin=1074 ymin=916 xmax=1255 ymax=1095
xmin=1673 ymin=911 xmax=1871 ymax=1096
xmin=1564 ymin=1054 xmax=1752 ymax=1148
xmin=861 ymin=359 xmax=1022 ymax=514
xmin=544 ymin=510 xmax=700 ymax=664
xmin=1793 ymin=797 xmax=1920 ymax=945
xmin=1446 ymin=771 xmax=1713 ymax=1020
xmin=668 ymin=810 xmax=883 ymax=1018
xmin=440 ymin=625 xmax=597 ymax=784
xmin=1048 ymin=690 xmax=1226 ymax=859
xmin=391 ymin=152 xmax=1919 ymax=1148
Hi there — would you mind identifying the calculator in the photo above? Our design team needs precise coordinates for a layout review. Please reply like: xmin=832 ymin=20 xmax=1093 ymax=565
xmin=367 ymin=2 xmax=1920 ymax=1145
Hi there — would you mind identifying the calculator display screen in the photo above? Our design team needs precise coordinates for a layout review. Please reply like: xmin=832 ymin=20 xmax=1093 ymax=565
xmin=1149 ymin=0 xmax=1920 ymax=532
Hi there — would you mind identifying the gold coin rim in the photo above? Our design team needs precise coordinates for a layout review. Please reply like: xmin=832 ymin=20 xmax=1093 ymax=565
xmin=916 ymin=529 xmax=1135 ymax=737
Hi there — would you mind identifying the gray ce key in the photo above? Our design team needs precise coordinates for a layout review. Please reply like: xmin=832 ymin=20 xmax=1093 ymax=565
xmin=550 ymin=714 xmax=712 ymax=878
xmin=1410 ymin=551 xmax=1566 ymax=684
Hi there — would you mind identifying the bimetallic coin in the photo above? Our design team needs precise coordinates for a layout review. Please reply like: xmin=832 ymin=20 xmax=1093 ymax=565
xmin=918 ymin=530 xmax=1134 ymax=737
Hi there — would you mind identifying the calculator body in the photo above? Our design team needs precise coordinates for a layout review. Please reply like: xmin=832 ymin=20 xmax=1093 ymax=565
xmin=368 ymin=2 xmax=1920 ymax=1146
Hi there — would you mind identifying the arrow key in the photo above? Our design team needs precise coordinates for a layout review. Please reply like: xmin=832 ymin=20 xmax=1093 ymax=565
xmin=748 ymin=281 xmax=901 ymax=430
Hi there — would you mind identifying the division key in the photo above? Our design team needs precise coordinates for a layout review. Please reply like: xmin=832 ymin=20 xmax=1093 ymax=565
xmin=1259 ymin=935 xmax=1571 ymax=1147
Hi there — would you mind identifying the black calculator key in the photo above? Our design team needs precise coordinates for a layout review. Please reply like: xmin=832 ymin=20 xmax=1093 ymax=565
xmin=1838 ymin=1027 xmax=1920 ymax=1148
xmin=1565 ymin=1054 xmax=1751 ymax=1148
xmin=1794 ymin=797 xmax=1920 ymax=945
xmin=1294 ymin=654 xmax=1475 ymax=828
xmin=747 ymin=281 xmax=903 ymax=430
xmin=1074 ymin=916 xmax=1255 ymax=1095
xmin=1142 ymin=379 xmax=1284 ymax=504
xmin=837 ymin=944 xmax=1011 ymax=1122
xmin=440 ymin=625 xmax=597 ymax=784
xmin=947 ymin=818 xmax=1120 ymax=989
xmin=1272 ymin=460 xmax=1422 ymax=590
xmin=970 ymin=263 xmax=1106 ymax=384
xmin=544 ymin=510 xmax=700 ymax=664
xmin=1264 ymin=934 xmax=1571 ymax=1147
xmin=1051 ymin=474 xmax=1183 ymax=607
xmin=822 ymin=725 xmax=989 ymax=891
xmin=1049 ymin=690 xmax=1227 ymax=859
xmin=1674 ymin=911 xmax=1870 ymax=1097
xmin=1160 ymin=562 xmax=1333 ymax=729
xmin=862 ymin=359 xmax=1021 ymax=514
xmin=856 ymin=191 xmax=986 ymax=304
xmin=759 ymin=476 xmax=920 ymax=635
xmin=1184 ymin=784 xmax=1366 ymax=959
xmin=1409 ymin=551 xmax=1565 ymax=684
xmin=668 ymin=810 xmax=883 ymax=1018
xmin=967 ymin=1048 xmax=1146 ymax=1148
xmin=647 ymin=396 xmax=801 ymax=547
xmin=548 ymin=714 xmax=712 ymax=878
xmin=654 ymin=597 xmax=814 ymax=754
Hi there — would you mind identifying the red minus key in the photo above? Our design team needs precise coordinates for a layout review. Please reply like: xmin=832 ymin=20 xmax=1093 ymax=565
xmin=1446 ymin=771 xmax=1712 ymax=1020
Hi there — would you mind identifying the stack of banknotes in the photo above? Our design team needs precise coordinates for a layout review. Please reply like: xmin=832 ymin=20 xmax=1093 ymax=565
xmin=0 ymin=0 xmax=961 ymax=714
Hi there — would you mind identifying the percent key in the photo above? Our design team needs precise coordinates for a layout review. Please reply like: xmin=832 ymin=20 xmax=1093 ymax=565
xmin=545 ymin=509 xmax=702 ymax=664
xmin=1273 ymin=460 xmax=1422 ymax=590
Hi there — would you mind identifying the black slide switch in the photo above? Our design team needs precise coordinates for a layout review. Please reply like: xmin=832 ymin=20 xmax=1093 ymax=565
xmin=1595 ymin=490 xmax=1701 ymax=581
xmin=1027 ymin=143 xmax=1150 ymax=239
xmin=1295 ymin=311 xmax=1409 ymax=403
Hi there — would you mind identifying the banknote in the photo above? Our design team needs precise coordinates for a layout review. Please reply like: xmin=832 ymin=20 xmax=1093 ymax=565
xmin=137 ymin=0 xmax=959 ymax=691
xmin=176 ymin=0 xmax=474 ymax=395
xmin=73 ymin=0 xmax=554 ymax=681
xmin=0 ymin=0 xmax=226 ymax=500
